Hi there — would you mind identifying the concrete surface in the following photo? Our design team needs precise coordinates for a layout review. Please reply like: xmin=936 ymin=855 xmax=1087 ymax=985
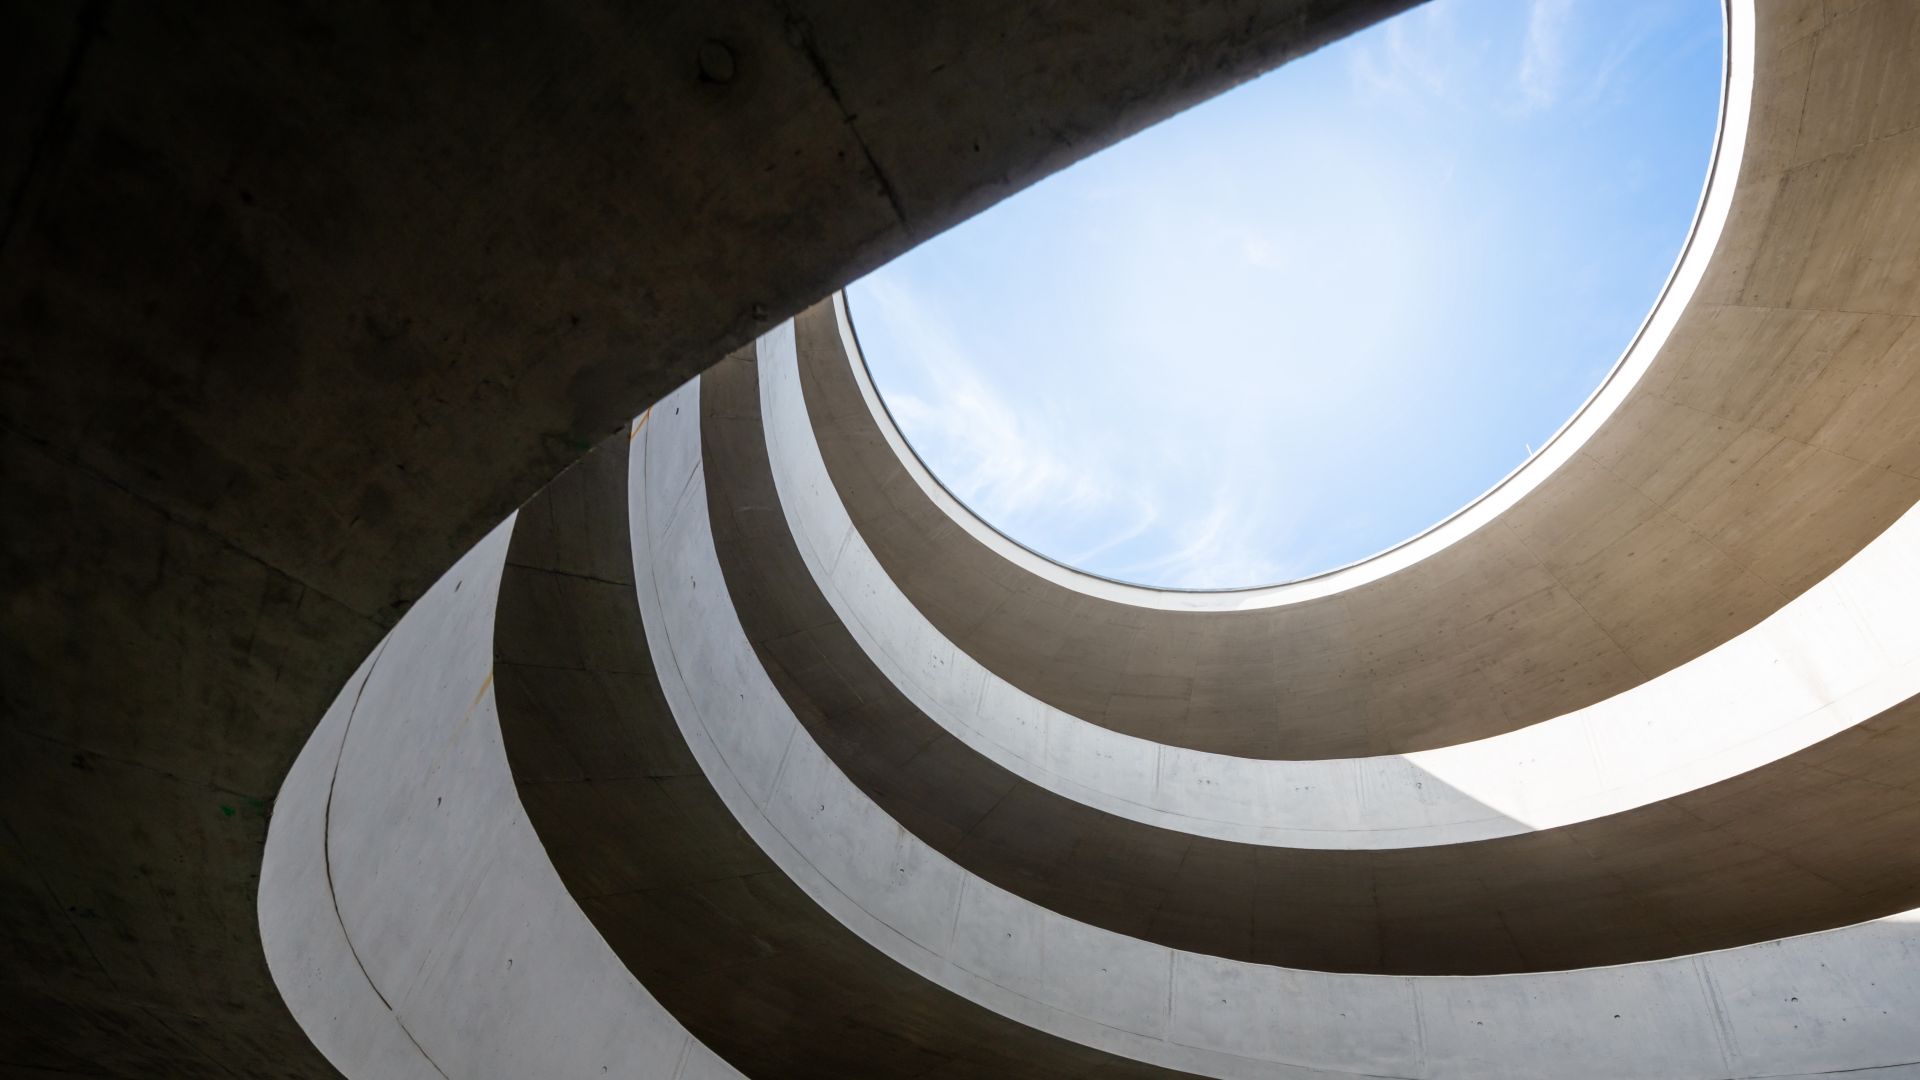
xmin=12 ymin=0 xmax=1920 ymax=1074
xmin=629 ymin=368 xmax=1920 ymax=1078
xmin=766 ymin=294 xmax=1920 ymax=850
xmin=0 ymin=0 xmax=1414 ymax=1073
xmin=802 ymin=1 xmax=1920 ymax=760
xmin=259 ymin=511 xmax=744 ymax=1078
xmin=265 ymin=282 xmax=1920 ymax=1073
xmin=497 ymin=420 xmax=1206 ymax=1079
xmin=702 ymin=327 xmax=1920 ymax=975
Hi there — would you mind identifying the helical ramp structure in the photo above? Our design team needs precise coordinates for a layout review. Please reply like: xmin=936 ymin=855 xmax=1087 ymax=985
xmin=250 ymin=1 xmax=1920 ymax=1076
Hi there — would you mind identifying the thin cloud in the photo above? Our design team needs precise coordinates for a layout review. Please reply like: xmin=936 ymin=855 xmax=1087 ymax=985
xmin=1111 ymin=489 xmax=1304 ymax=590
xmin=1345 ymin=3 xmax=1488 ymax=110
xmin=856 ymin=277 xmax=1157 ymax=542
xmin=849 ymin=0 xmax=1720 ymax=590
xmin=1065 ymin=503 xmax=1161 ymax=569
xmin=1518 ymin=0 xmax=1574 ymax=110
xmin=1240 ymin=233 xmax=1287 ymax=270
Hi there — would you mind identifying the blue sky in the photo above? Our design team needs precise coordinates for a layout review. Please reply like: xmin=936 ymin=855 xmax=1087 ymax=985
xmin=847 ymin=0 xmax=1723 ymax=589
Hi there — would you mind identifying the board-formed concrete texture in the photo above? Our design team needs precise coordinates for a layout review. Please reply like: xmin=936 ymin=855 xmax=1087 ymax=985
xmin=10 ymin=0 xmax=1920 ymax=1076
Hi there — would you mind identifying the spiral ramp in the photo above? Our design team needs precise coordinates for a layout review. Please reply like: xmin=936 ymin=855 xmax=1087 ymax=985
xmin=8 ymin=0 xmax=1919 ymax=1076
xmin=247 ymin=4 xmax=1920 ymax=1073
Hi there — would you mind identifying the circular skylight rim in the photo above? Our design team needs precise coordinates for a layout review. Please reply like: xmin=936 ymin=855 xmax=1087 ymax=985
xmin=840 ymin=0 xmax=1748 ymax=612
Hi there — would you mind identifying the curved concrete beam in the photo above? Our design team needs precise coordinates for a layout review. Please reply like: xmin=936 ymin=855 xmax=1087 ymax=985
xmin=224 ymin=2 xmax=1920 ymax=1074
xmin=640 ymin=373 xmax=1920 ymax=1077
xmin=259 ymin=643 xmax=444 ymax=1080
xmin=260 ymin=515 xmax=743 ymax=1079
xmin=800 ymin=0 xmax=1920 ymax=760
xmin=256 ymin=333 xmax=1920 ymax=1076
xmin=707 ymin=332 xmax=1920 ymax=974
xmin=1 ymin=1 xmax=1420 ymax=1071
xmin=768 ymin=298 xmax=1920 ymax=850
xmin=839 ymin=6 xmax=1752 ymax=615
xmin=496 ymin=428 xmax=1215 ymax=1078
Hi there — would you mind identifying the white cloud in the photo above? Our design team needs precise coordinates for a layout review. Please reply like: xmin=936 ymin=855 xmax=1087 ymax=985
xmin=1348 ymin=10 xmax=1452 ymax=103
xmin=1518 ymin=0 xmax=1575 ymax=110
xmin=1063 ymin=501 xmax=1161 ymax=568
xmin=844 ymin=0 xmax=1717 ymax=589
xmin=884 ymin=383 xmax=1107 ymax=523
xmin=856 ymin=274 xmax=1310 ymax=589
xmin=854 ymin=276 xmax=1157 ymax=546
xmin=1110 ymin=488 xmax=1303 ymax=590
xmin=1348 ymin=0 xmax=1590 ymax=116
xmin=1239 ymin=232 xmax=1286 ymax=270
xmin=1345 ymin=1 xmax=1489 ymax=110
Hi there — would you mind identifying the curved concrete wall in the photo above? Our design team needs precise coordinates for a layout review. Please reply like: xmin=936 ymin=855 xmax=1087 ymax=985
xmin=802 ymin=0 xmax=1920 ymax=761
xmin=639 ymin=366 xmax=1920 ymax=1078
xmin=708 ymin=324 xmax=1920 ymax=974
xmin=768 ymin=296 xmax=1920 ymax=850
xmin=490 ymin=424 xmax=1209 ymax=1078
xmin=260 ymin=304 xmax=1920 ymax=1074
xmin=5 ymin=0 xmax=1431 ymax=1070
xmin=260 ymin=514 xmax=743 ymax=1079
xmin=243 ymin=1 xmax=1920 ymax=1075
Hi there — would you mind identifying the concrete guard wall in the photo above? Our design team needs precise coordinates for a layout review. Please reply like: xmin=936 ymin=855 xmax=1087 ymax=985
xmin=259 ymin=516 xmax=741 ymax=1079
xmin=639 ymin=363 xmax=1920 ymax=1080
xmin=254 ymin=356 xmax=1920 ymax=1078
xmin=764 ymin=310 xmax=1920 ymax=848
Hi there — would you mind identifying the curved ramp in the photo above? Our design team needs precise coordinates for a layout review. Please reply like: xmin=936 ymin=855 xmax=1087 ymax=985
xmin=252 ymin=1 xmax=1920 ymax=1076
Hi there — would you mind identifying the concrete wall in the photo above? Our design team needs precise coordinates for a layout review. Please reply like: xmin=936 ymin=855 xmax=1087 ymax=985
xmin=797 ymin=0 xmax=1920 ymax=762
xmin=701 ymin=319 xmax=1920 ymax=975
xmin=0 ymin=2 xmax=1417 ymax=1070
xmin=767 ymin=296 xmax=1920 ymax=849
xmin=254 ymin=315 xmax=1920 ymax=1074
xmin=633 ymin=357 xmax=1920 ymax=1078
xmin=79 ymin=0 xmax=1920 ymax=1073
xmin=259 ymin=515 xmax=741 ymax=1079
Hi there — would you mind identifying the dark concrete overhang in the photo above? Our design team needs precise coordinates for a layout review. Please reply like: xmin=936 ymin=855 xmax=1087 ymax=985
xmin=0 ymin=0 xmax=1419 ymax=1073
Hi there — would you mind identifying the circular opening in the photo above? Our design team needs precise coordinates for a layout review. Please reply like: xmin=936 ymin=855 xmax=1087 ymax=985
xmin=848 ymin=0 xmax=1725 ymax=590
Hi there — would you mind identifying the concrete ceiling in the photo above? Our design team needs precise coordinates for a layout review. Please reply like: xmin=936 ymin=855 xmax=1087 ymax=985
xmin=10 ymin=0 xmax=1920 ymax=1074
xmin=697 ymin=343 xmax=1920 ymax=977
xmin=805 ymin=244 xmax=1920 ymax=759
xmin=0 ymin=1 xmax=1417 ymax=1074
xmin=498 ymin=434 xmax=1201 ymax=1078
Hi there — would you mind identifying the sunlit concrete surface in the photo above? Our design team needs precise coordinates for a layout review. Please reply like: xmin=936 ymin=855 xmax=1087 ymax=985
xmin=614 ymin=375 xmax=1920 ymax=1078
xmin=260 ymin=518 xmax=742 ymax=1079
xmin=0 ymin=1 xmax=1420 ymax=1070
xmin=255 ymin=356 xmax=1920 ymax=1074
xmin=804 ymin=5 xmax=1920 ymax=764
xmin=696 ymin=339 xmax=1920 ymax=973
xmin=765 ymin=302 xmax=1920 ymax=849
xmin=9 ymin=0 xmax=1920 ymax=1075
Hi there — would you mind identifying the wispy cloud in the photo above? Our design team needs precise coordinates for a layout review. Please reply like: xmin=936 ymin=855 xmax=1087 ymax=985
xmin=1109 ymin=490 xmax=1304 ymax=590
xmin=857 ymin=274 xmax=1308 ymax=588
xmin=885 ymin=380 xmax=1108 ymax=523
xmin=1517 ymin=0 xmax=1575 ymax=110
xmin=1349 ymin=0 xmax=1586 ymax=116
xmin=1065 ymin=507 xmax=1161 ymax=569
xmin=1348 ymin=11 xmax=1451 ymax=103
xmin=848 ymin=0 xmax=1720 ymax=589
xmin=1239 ymin=232 xmax=1286 ymax=270
xmin=855 ymin=276 xmax=1158 ymax=549
xmin=1345 ymin=3 xmax=1488 ymax=110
